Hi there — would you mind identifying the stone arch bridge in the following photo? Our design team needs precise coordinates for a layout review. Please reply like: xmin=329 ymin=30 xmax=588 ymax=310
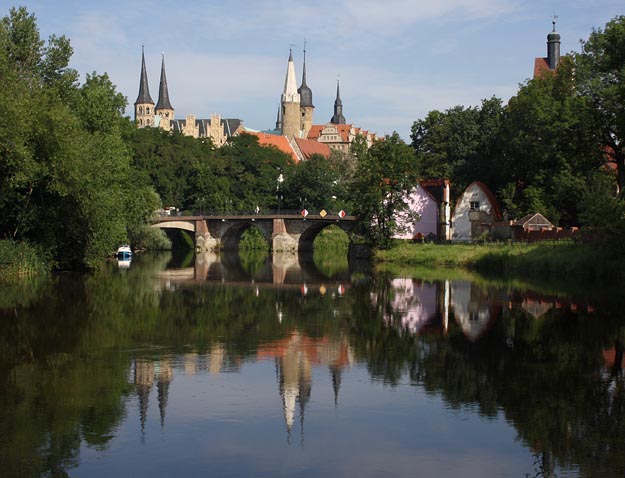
xmin=151 ymin=214 xmax=358 ymax=252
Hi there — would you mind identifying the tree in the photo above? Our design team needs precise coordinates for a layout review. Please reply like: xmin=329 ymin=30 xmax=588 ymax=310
xmin=281 ymin=154 xmax=344 ymax=212
xmin=410 ymin=98 xmax=504 ymax=199
xmin=0 ymin=7 xmax=158 ymax=268
xmin=349 ymin=133 xmax=418 ymax=248
xmin=499 ymin=59 xmax=603 ymax=225
xmin=575 ymin=15 xmax=625 ymax=190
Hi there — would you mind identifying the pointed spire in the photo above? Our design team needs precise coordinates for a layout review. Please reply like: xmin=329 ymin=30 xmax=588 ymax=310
xmin=135 ymin=45 xmax=154 ymax=105
xmin=298 ymin=42 xmax=313 ymax=108
xmin=275 ymin=104 xmax=283 ymax=131
xmin=282 ymin=47 xmax=300 ymax=104
xmin=330 ymin=78 xmax=346 ymax=124
xmin=156 ymin=52 xmax=173 ymax=111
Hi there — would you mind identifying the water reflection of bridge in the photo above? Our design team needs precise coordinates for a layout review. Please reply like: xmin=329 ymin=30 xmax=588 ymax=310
xmin=153 ymin=251 xmax=350 ymax=291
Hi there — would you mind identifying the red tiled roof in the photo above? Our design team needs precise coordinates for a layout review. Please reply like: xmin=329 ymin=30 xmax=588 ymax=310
xmin=243 ymin=131 xmax=299 ymax=163
xmin=293 ymin=137 xmax=332 ymax=159
xmin=307 ymin=125 xmax=324 ymax=140
xmin=534 ymin=57 xmax=550 ymax=78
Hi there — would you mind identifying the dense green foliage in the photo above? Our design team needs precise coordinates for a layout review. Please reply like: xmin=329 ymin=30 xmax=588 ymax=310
xmin=0 ymin=7 xmax=159 ymax=269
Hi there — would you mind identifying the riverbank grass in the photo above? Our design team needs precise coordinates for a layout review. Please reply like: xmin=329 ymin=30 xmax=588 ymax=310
xmin=375 ymin=242 xmax=625 ymax=281
xmin=0 ymin=240 xmax=51 ymax=280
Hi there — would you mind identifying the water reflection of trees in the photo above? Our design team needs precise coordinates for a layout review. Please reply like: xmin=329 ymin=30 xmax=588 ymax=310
xmin=352 ymin=274 xmax=625 ymax=477
xmin=2 ymin=256 xmax=625 ymax=476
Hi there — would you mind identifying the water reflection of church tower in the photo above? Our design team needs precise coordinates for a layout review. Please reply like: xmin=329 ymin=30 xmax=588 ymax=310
xmin=275 ymin=334 xmax=312 ymax=440
xmin=134 ymin=358 xmax=155 ymax=438
xmin=133 ymin=357 xmax=174 ymax=437
xmin=155 ymin=358 xmax=173 ymax=428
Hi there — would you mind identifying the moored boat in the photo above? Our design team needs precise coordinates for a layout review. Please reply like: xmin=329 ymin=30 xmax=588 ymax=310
xmin=116 ymin=245 xmax=133 ymax=260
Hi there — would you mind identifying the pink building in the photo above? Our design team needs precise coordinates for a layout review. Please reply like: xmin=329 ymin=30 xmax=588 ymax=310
xmin=394 ymin=179 xmax=451 ymax=240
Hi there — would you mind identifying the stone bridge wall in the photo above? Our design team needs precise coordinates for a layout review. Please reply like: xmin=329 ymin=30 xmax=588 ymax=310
xmin=151 ymin=215 xmax=356 ymax=252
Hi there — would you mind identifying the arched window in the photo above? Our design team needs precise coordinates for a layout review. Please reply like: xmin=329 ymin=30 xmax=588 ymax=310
xmin=146 ymin=107 xmax=150 ymax=114
xmin=139 ymin=106 xmax=143 ymax=114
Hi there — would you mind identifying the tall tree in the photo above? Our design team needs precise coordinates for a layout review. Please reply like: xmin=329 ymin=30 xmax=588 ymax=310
xmin=0 ymin=7 xmax=158 ymax=268
xmin=349 ymin=133 xmax=418 ymax=248
xmin=575 ymin=15 xmax=625 ymax=190
xmin=499 ymin=58 xmax=602 ymax=225
xmin=410 ymin=98 xmax=504 ymax=199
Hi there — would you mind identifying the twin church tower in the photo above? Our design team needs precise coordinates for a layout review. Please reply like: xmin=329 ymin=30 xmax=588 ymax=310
xmin=134 ymin=45 xmax=347 ymax=141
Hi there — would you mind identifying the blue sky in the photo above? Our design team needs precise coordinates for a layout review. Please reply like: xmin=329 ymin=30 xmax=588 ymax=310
xmin=9 ymin=1 xmax=624 ymax=140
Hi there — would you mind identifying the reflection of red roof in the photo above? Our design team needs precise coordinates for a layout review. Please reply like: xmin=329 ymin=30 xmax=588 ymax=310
xmin=256 ymin=331 xmax=351 ymax=368
xmin=243 ymin=131 xmax=298 ymax=163
xmin=293 ymin=137 xmax=332 ymax=159
xmin=603 ymin=347 xmax=625 ymax=369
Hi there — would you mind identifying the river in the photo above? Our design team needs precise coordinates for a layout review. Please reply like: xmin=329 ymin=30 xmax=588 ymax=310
xmin=0 ymin=250 xmax=623 ymax=477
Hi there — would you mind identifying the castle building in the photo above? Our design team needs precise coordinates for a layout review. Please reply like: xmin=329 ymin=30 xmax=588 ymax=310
xmin=133 ymin=48 xmax=244 ymax=145
xmin=533 ymin=19 xmax=561 ymax=78
xmin=134 ymin=46 xmax=377 ymax=153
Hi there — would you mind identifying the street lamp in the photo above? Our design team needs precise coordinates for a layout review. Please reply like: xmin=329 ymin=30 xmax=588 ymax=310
xmin=277 ymin=173 xmax=284 ymax=214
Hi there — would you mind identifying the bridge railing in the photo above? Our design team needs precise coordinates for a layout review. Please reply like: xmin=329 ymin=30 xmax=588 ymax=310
xmin=155 ymin=209 xmax=352 ymax=218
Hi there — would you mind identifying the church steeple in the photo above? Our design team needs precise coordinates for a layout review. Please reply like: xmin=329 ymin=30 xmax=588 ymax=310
xmin=547 ymin=17 xmax=561 ymax=70
xmin=275 ymin=104 xmax=283 ymax=131
xmin=298 ymin=45 xmax=313 ymax=108
xmin=281 ymin=48 xmax=301 ymax=138
xmin=134 ymin=45 xmax=155 ymax=128
xmin=155 ymin=52 xmax=174 ymax=131
xmin=135 ymin=45 xmax=154 ymax=105
xmin=156 ymin=53 xmax=173 ymax=111
xmin=298 ymin=43 xmax=314 ymax=138
xmin=330 ymin=79 xmax=346 ymax=125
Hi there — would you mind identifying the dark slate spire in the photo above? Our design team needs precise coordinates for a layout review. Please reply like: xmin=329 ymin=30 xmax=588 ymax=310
xmin=135 ymin=45 xmax=154 ymax=105
xmin=547 ymin=17 xmax=561 ymax=70
xmin=298 ymin=43 xmax=313 ymax=108
xmin=330 ymin=79 xmax=346 ymax=124
xmin=156 ymin=53 xmax=173 ymax=110
xmin=276 ymin=104 xmax=283 ymax=131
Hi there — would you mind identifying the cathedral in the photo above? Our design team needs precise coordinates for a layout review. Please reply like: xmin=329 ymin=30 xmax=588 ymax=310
xmin=133 ymin=46 xmax=378 ymax=154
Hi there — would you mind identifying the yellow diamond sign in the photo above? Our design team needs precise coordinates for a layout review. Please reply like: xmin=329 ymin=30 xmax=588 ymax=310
xmin=319 ymin=209 xmax=327 ymax=218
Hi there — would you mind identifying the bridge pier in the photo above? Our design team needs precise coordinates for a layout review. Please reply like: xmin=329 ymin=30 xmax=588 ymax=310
xmin=195 ymin=219 xmax=219 ymax=252
xmin=272 ymin=219 xmax=300 ymax=253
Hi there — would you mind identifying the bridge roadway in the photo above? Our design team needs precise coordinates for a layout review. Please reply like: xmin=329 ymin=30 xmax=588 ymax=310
xmin=151 ymin=213 xmax=358 ymax=252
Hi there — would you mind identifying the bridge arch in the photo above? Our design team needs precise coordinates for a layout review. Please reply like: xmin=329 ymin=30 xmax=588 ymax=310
xmin=298 ymin=222 xmax=349 ymax=253
xmin=151 ymin=220 xmax=195 ymax=233
xmin=219 ymin=221 xmax=272 ymax=251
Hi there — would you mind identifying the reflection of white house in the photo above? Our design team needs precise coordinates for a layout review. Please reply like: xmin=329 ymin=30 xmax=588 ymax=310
xmin=380 ymin=278 xmax=449 ymax=335
xmin=451 ymin=181 xmax=503 ymax=242
xmin=394 ymin=179 xmax=451 ymax=240
xmin=450 ymin=281 xmax=498 ymax=341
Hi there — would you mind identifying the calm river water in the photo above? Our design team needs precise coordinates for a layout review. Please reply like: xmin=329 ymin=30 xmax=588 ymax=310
xmin=1 ymin=251 xmax=624 ymax=477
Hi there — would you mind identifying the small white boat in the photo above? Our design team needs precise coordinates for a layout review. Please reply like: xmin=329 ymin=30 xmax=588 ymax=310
xmin=116 ymin=245 xmax=133 ymax=261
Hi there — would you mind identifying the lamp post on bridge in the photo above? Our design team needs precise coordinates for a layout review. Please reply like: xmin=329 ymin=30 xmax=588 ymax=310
xmin=276 ymin=172 xmax=284 ymax=215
